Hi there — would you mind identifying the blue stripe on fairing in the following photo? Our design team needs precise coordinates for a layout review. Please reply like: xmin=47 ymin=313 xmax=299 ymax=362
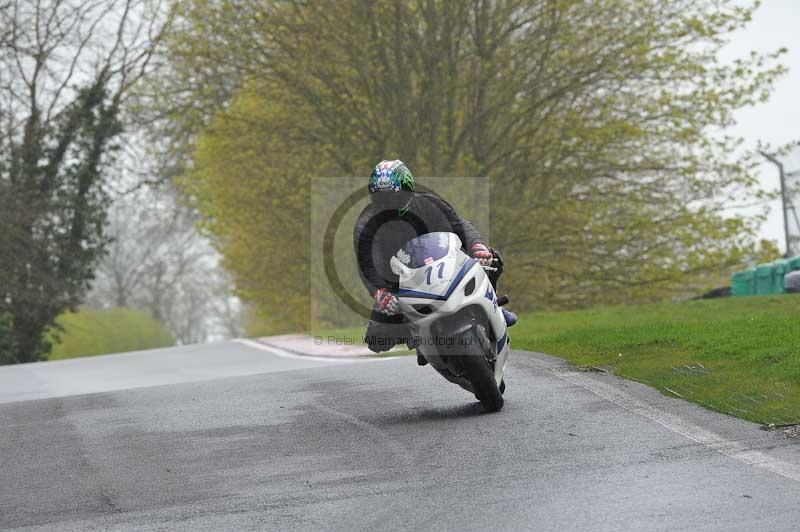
xmin=398 ymin=258 xmax=477 ymax=301
xmin=496 ymin=332 xmax=507 ymax=353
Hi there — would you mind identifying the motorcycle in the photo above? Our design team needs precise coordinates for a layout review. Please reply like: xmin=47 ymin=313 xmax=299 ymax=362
xmin=389 ymin=231 xmax=511 ymax=412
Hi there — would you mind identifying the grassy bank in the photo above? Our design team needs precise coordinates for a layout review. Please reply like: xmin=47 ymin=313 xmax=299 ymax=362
xmin=49 ymin=307 xmax=175 ymax=360
xmin=513 ymin=295 xmax=800 ymax=426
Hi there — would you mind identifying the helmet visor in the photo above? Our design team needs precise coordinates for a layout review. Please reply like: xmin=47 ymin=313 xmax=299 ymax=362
xmin=371 ymin=190 xmax=412 ymax=212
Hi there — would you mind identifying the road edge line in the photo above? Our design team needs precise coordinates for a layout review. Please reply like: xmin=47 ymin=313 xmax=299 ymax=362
xmin=519 ymin=355 xmax=800 ymax=484
xmin=234 ymin=338 xmax=400 ymax=363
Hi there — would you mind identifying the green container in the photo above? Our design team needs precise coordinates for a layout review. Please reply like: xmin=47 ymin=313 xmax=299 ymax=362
xmin=754 ymin=263 xmax=776 ymax=295
xmin=786 ymin=256 xmax=800 ymax=272
xmin=731 ymin=269 xmax=755 ymax=296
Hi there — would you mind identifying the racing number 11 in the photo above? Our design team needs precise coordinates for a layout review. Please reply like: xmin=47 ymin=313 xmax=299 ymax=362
xmin=425 ymin=262 xmax=445 ymax=285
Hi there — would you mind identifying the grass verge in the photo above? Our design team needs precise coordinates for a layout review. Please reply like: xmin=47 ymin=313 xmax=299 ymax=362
xmin=49 ymin=307 xmax=175 ymax=360
xmin=512 ymin=295 xmax=800 ymax=426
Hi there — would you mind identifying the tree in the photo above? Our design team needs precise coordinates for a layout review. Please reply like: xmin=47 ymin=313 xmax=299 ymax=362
xmin=85 ymin=186 xmax=243 ymax=344
xmin=0 ymin=312 xmax=14 ymax=365
xmin=165 ymin=0 xmax=785 ymax=327
xmin=0 ymin=0 xmax=169 ymax=363
xmin=183 ymin=87 xmax=314 ymax=332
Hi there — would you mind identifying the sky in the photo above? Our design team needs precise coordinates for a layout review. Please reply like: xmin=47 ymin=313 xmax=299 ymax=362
xmin=720 ymin=0 xmax=800 ymax=253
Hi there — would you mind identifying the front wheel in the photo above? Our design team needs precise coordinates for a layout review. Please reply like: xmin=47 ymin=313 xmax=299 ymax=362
xmin=461 ymin=352 xmax=504 ymax=411
xmin=457 ymin=325 xmax=504 ymax=412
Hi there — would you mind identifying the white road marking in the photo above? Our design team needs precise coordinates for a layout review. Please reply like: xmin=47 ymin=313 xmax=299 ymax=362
xmin=235 ymin=338 xmax=401 ymax=363
xmin=520 ymin=357 xmax=800 ymax=483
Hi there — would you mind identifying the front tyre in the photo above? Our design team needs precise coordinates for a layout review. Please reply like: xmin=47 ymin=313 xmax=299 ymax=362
xmin=457 ymin=325 xmax=504 ymax=412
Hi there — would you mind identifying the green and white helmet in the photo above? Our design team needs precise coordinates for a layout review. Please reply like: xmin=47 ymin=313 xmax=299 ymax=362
xmin=368 ymin=160 xmax=414 ymax=213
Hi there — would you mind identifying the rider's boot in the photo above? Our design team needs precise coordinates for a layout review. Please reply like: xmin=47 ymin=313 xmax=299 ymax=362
xmin=408 ymin=335 xmax=427 ymax=365
xmin=502 ymin=308 xmax=518 ymax=327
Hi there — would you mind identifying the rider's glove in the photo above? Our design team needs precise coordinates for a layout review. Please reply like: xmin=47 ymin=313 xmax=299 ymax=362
xmin=470 ymin=243 xmax=493 ymax=267
xmin=374 ymin=288 xmax=400 ymax=316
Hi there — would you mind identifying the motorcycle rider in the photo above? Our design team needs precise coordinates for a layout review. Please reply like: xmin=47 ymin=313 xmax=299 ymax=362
xmin=354 ymin=159 xmax=516 ymax=358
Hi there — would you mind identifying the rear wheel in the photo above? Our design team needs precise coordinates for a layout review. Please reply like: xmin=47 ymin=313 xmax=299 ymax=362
xmin=457 ymin=325 xmax=504 ymax=412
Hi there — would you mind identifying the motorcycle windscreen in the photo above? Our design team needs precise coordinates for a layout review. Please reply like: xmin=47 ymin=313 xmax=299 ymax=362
xmin=393 ymin=232 xmax=469 ymax=298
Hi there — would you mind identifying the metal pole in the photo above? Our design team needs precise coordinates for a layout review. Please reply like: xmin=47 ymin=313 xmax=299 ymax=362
xmin=760 ymin=151 xmax=792 ymax=258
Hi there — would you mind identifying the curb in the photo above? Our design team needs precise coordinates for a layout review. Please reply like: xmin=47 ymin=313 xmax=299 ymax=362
xmin=254 ymin=334 xmax=408 ymax=360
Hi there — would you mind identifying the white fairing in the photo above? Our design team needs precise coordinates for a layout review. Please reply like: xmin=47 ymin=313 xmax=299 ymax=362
xmin=390 ymin=232 xmax=509 ymax=390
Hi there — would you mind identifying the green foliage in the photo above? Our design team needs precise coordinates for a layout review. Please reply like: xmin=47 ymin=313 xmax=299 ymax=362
xmin=513 ymin=295 xmax=800 ymax=425
xmin=166 ymin=0 xmax=786 ymax=331
xmin=0 ymin=313 xmax=16 ymax=365
xmin=48 ymin=307 xmax=175 ymax=361
xmin=0 ymin=81 xmax=122 ymax=363
xmin=182 ymin=86 xmax=314 ymax=333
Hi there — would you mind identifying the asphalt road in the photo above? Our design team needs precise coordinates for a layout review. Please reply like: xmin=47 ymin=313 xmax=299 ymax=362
xmin=1 ymin=341 xmax=799 ymax=531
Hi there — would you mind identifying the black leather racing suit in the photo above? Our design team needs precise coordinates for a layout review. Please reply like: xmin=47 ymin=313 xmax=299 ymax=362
xmin=353 ymin=191 xmax=490 ymax=351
